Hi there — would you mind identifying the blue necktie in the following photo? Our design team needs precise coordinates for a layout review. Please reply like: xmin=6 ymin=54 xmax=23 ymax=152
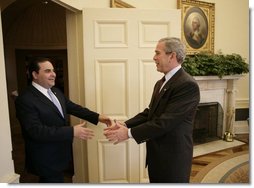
xmin=47 ymin=89 xmax=64 ymax=117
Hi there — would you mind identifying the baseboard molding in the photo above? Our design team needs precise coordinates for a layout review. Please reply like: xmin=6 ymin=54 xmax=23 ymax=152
xmin=0 ymin=173 xmax=20 ymax=183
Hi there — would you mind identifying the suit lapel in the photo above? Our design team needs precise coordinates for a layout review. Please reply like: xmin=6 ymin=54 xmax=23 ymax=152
xmin=29 ymin=85 xmax=65 ymax=118
xmin=149 ymin=68 xmax=184 ymax=115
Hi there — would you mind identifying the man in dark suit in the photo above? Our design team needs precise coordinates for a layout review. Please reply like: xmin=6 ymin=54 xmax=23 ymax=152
xmin=104 ymin=37 xmax=200 ymax=183
xmin=15 ymin=57 xmax=112 ymax=183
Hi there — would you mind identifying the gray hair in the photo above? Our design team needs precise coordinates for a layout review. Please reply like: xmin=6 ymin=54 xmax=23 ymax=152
xmin=158 ymin=37 xmax=186 ymax=64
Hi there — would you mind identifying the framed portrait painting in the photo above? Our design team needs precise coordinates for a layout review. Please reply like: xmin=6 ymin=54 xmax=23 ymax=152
xmin=177 ymin=0 xmax=215 ymax=54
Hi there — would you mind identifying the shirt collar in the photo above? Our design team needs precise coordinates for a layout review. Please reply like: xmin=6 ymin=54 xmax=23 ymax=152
xmin=32 ymin=81 xmax=51 ymax=99
xmin=164 ymin=65 xmax=181 ymax=82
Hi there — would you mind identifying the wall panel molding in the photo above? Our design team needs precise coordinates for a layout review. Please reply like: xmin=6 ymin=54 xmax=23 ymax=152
xmin=94 ymin=20 xmax=128 ymax=48
xmin=139 ymin=21 xmax=170 ymax=47
xmin=95 ymin=59 xmax=129 ymax=119
xmin=98 ymin=139 xmax=130 ymax=183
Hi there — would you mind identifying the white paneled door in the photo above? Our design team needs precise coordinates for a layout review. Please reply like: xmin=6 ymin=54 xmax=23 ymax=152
xmin=83 ymin=8 xmax=180 ymax=183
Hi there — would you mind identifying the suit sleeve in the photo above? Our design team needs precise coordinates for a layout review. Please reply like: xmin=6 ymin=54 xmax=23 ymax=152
xmin=65 ymin=98 xmax=99 ymax=125
xmin=130 ymin=79 xmax=200 ymax=144
xmin=125 ymin=108 xmax=149 ymax=128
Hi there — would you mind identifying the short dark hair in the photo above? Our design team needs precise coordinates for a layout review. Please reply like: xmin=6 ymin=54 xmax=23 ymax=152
xmin=28 ymin=57 xmax=52 ymax=81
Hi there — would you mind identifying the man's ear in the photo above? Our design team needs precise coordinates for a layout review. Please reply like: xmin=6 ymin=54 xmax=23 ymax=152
xmin=168 ymin=52 xmax=175 ymax=61
xmin=32 ymin=71 xmax=37 ymax=79
xmin=171 ymin=52 xmax=177 ymax=59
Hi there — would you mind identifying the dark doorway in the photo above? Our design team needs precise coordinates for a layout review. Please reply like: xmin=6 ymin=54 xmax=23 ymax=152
xmin=2 ymin=0 xmax=73 ymax=183
xmin=15 ymin=49 xmax=69 ymax=96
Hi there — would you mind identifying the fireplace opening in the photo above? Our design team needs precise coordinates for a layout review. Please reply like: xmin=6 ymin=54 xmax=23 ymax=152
xmin=193 ymin=102 xmax=223 ymax=145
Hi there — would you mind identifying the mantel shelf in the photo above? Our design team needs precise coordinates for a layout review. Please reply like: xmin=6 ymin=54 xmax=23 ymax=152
xmin=193 ymin=75 xmax=243 ymax=81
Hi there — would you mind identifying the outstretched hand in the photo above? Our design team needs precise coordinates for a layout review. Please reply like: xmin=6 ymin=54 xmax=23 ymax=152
xmin=73 ymin=121 xmax=94 ymax=140
xmin=104 ymin=120 xmax=129 ymax=144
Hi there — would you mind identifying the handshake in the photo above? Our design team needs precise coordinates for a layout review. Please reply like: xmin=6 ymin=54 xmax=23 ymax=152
xmin=103 ymin=120 xmax=129 ymax=144
xmin=73 ymin=114 xmax=129 ymax=144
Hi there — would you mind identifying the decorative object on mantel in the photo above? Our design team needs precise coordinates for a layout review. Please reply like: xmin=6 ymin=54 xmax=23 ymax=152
xmin=182 ymin=52 xmax=249 ymax=78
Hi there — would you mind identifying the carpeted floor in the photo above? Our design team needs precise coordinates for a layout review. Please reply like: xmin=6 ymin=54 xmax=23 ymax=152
xmin=191 ymin=150 xmax=249 ymax=183
xmin=191 ymin=133 xmax=249 ymax=184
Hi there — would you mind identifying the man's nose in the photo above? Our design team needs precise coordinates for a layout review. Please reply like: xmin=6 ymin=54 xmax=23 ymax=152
xmin=51 ymin=71 xmax=56 ymax=76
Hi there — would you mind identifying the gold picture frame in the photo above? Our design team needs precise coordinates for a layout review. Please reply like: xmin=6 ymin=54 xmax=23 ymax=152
xmin=110 ymin=0 xmax=135 ymax=8
xmin=177 ymin=0 xmax=215 ymax=54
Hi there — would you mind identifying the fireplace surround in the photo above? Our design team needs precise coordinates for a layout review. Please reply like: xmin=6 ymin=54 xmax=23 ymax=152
xmin=193 ymin=75 xmax=242 ymax=138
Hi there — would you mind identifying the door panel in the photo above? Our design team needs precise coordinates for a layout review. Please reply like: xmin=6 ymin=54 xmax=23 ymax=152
xmin=83 ymin=8 xmax=180 ymax=183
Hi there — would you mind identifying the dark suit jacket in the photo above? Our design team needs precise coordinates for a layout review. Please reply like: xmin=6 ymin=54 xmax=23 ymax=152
xmin=15 ymin=85 xmax=99 ymax=177
xmin=125 ymin=68 xmax=200 ymax=183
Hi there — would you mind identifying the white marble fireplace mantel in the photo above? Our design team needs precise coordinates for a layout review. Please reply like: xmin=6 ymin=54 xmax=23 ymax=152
xmin=193 ymin=75 xmax=243 ymax=137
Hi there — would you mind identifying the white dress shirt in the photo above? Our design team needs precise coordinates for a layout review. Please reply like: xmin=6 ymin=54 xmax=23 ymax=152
xmin=32 ymin=82 xmax=61 ymax=107
xmin=32 ymin=82 xmax=52 ymax=100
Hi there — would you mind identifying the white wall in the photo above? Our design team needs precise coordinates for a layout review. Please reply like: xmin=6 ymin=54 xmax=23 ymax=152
xmin=0 ymin=11 xmax=19 ymax=183
xmin=57 ymin=0 xmax=249 ymax=108
xmin=212 ymin=0 xmax=249 ymax=108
